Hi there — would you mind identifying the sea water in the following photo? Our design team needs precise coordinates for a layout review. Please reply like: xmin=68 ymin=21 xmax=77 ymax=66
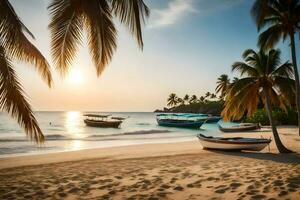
xmin=0 ymin=111 xmax=234 ymax=157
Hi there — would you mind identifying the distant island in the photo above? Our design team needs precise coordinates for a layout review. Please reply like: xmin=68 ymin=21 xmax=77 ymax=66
xmin=154 ymin=95 xmax=223 ymax=116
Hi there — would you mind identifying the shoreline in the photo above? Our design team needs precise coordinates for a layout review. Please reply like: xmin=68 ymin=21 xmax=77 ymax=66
xmin=1 ymin=127 xmax=300 ymax=199
xmin=1 ymin=126 xmax=299 ymax=170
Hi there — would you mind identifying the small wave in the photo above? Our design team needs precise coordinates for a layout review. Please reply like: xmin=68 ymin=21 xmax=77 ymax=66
xmin=88 ymin=129 xmax=171 ymax=138
xmin=45 ymin=134 xmax=68 ymax=140
xmin=123 ymin=130 xmax=171 ymax=135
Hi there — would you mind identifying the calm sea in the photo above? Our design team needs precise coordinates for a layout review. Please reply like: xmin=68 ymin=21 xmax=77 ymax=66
xmin=0 ymin=112 xmax=233 ymax=157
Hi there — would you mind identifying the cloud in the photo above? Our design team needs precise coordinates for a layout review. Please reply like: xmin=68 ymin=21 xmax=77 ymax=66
xmin=148 ymin=0 xmax=196 ymax=28
xmin=148 ymin=0 xmax=243 ymax=28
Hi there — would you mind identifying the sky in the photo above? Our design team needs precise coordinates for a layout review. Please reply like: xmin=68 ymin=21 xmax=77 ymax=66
xmin=10 ymin=0 xmax=300 ymax=112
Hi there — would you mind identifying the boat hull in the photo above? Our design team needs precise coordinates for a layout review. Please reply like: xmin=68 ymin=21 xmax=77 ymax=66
xmin=197 ymin=134 xmax=271 ymax=151
xmin=157 ymin=119 xmax=204 ymax=129
xmin=218 ymin=124 xmax=259 ymax=132
xmin=84 ymin=119 xmax=122 ymax=128
xmin=206 ymin=117 xmax=222 ymax=123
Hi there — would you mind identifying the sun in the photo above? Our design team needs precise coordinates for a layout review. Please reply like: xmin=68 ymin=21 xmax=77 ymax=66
xmin=67 ymin=69 xmax=84 ymax=84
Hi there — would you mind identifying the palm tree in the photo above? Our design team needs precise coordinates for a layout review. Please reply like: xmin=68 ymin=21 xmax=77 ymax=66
xmin=0 ymin=0 xmax=53 ymax=143
xmin=189 ymin=95 xmax=198 ymax=104
xmin=210 ymin=93 xmax=217 ymax=99
xmin=222 ymin=49 xmax=294 ymax=153
xmin=48 ymin=0 xmax=149 ymax=76
xmin=215 ymin=74 xmax=230 ymax=98
xmin=251 ymin=0 xmax=300 ymax=134
xmin=183 ymin=94 xmax=190 ymax=104
xmin=199 ymin=96 xmax=205 ymax=103
xmin=227 ymin=77 xmax=239 ymax=94
xmin=177 ymin=98 xmax=184 ymax=105
xmin=167 ymin=93 xmax=178 ymax=107
xmin=205 ymin=92 xmax=211 ymax=99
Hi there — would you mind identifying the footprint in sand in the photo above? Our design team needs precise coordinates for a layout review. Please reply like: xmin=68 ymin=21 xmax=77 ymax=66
xmin=173 ymin=185 xmax=184 ymax=191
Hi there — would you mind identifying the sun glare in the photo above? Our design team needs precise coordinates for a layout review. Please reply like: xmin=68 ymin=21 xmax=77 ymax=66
xmin=67 ymin=69 xmax=84 ymax=84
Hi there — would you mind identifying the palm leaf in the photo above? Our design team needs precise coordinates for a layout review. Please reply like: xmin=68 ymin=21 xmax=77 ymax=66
xmin=48 ymin=0 xmax=83 ymax=76
xmin=0 ymin=0 xmax=53 ymax=87
xmin=232 ymin=62 xmax=259 ymax=77
xmin=111 ymin=0 xmax=150 ymax=49
xmin=0 ymin=47 xmax=44 ymax=143
xmin=82 ymin=0 xmax=117 ymax=76
xmin=258 ymin=24 xmax=284 ymax=50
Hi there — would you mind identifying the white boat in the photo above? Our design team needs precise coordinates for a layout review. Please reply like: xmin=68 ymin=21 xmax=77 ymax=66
xmin=197 ymin=134 xmax=271 ymax=151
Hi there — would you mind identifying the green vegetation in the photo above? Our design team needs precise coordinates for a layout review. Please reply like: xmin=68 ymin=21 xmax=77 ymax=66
xmin=161 ymin=93 xmax=223 ymax=115
xmin=252 ymin=0 xmax=300 ymax=134
xmin=245 ymin=108 xmax=298 ymax=126
xmin=222 ymin=48 xmax=294 ymax=153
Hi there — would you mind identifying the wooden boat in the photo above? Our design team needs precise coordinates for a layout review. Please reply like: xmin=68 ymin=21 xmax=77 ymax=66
xmin=111 ymin=117 xmax=127 ymax=120
xmin=156 ymin=114 xmax=206 ymax=129
xmin=197 ymin=134 xmax=271 ymax=151
xmin=218 ymin=123 xmax=259 ymax=132
xmin=83 ymin=114 xmax=122 ymax=128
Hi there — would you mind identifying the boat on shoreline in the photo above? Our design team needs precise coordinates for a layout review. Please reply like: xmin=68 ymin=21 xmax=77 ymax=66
xmin=83 ymin=114 xmax=123 ymax=128
xmin=218 ymin=123 xmax=260 ymax=132
xmin=197 ymin=134 xmax=271 ymax=151
xmin=156 ymin=113 xmax=206 ymax=129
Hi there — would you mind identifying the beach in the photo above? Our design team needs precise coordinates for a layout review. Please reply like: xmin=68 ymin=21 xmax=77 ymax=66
xmin=0 ymin=126 xmax=299 ymax=200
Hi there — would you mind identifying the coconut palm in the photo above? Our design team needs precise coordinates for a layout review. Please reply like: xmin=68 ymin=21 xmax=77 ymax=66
xmin=210 ymin=93 xmax=217 ymax=99
xmin=48 ymin=0 xmax=149 ymax=76
xmin=205 ymin=92 xmax=211 ymax=99
xmin=183 ymin=94 xmax=190 ymax=104
xmin=215 ymin=74 xmax=230 ymax=98
xmin=177 ymin=98 xmax=184 ymax=105
xmin=199 ymin=96 xmax=205 ymax=103
xmin=251 ymin=0 xmax=300 ymax=134
xmin=189 ymin=95 xmax=198 ymax=104
xmin=167 ymin=93 xmax=178 ymax=107
xmin=222 ymin=48 xmax=294 ymax=153
xmin=227 ymin=77 xmax=239 ymax=93
xmin=0 ymin=0 xmax=53 ymax=143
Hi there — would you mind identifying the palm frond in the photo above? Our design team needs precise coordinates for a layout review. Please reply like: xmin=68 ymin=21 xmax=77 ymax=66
xmin=0 ymin=47 xmax=44 ymax=143
xmin=82 ymin=0 xmax=117 ymax=76
xmin=271 ymin=61 xmax=294 ymax=78
xmin=258 ymin=24 xmax=283 ymax=50
xmin=232 ymin=62 xmax=259 ymax=77
xmin=251 ymin=0 xmax=269 ymax=28
xmin=0 ymin=0 xmax=52 ymax=87
xmin=111 ymin=0 xmax=149 ymax=49
xmin=48 ymin=0 xmax=83 ymax=76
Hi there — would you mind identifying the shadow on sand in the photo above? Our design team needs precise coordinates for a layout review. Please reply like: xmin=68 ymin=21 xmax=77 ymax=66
xmin=206 ymin=149 xmax=300 ymax=164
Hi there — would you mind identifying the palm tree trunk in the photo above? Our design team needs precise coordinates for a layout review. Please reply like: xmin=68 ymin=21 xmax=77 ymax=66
xmin=289 ymin=32 xmax=300 ymax=136
xmin=263 ymin=90 xmax=292 ymax=153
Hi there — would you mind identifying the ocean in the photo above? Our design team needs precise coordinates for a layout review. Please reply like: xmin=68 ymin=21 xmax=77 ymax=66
xmin=0 ymin=112 xmax=234 ymax=157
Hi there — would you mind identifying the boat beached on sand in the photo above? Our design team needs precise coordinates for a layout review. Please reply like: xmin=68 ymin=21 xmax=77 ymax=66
xmin=156 ymin=113 xmax=206 ymax=129
xmin=197 ymin=134 xmax=271 ymax=151
xmin=218 ymin=123 xmax=260 ymax=132
xmin=83 ymin=114 xmax=123 ymax=128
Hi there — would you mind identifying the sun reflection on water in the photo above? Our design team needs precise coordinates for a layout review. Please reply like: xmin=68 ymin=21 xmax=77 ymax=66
xmin=65 ymin=111 xmax=84 ymax=138
xmin=65 ymin=111 xmax=85 ymax=151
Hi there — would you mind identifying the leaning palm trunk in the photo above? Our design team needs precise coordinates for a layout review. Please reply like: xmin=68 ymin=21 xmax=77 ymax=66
xmin=263 ymin=90 xmax=292 ymax=153
xmin=289 ymin=33 xmax=300 ymax=136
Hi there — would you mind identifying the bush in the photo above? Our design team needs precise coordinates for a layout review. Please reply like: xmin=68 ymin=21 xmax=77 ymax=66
xmin=245 ymin=108 xmax=298 ymax=125
xmin=245 ymin=109 xmax=269 ymax=125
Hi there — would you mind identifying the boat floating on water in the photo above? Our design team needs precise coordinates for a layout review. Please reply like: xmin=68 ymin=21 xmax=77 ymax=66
xmin=197 ymin=134 xmax=271 ymax=151
xmin=156 ymin=113 xmax=206 ymax=129
xmin=83 ymin=114 xmax=123 ymax=128
xmin=218 ymin=123 xmax=260 ymax=132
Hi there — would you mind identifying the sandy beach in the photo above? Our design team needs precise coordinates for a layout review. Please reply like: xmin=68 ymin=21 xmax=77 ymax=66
xmin=1 ymin=126 xmax=300 ymax=200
